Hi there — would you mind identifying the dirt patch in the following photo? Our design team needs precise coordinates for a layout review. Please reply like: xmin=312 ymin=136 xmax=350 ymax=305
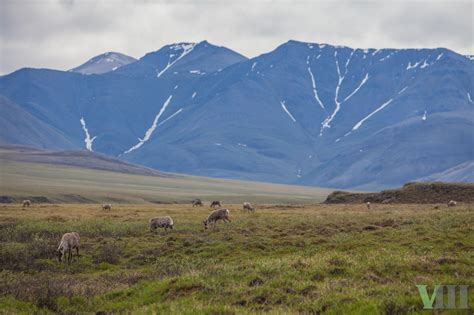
xmin=167 ymin=283 xmax=204 ymax=298
xmin=436 ymin=256 xmax=457 ymax=265
xmin=373 ymin=219 xmax=399 ymax=228
xmin=329 ymin=267 xmax=345 ymax=275
xmin=325 ymin=182 xmax=474 ymax=204
xmin=249 ymin=277 xmax=264 ymax=287
xmin=252 ymin=295 xmax=268 ymax=305
xmin=363 ymin=225 xmax=379 ymax=231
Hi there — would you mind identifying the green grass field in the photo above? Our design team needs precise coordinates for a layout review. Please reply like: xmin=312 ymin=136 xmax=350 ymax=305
xmin=0 ymin=203 xmax=472 ymax=314
xmin=0 ymin=160 xmax=332 ymax=204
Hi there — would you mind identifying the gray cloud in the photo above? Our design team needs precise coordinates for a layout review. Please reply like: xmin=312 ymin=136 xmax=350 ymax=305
xmin=0 ymin=0 xmax=472 ymax=74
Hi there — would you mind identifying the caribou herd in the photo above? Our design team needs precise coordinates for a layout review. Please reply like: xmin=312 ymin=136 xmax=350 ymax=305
xmin=18 ymin=198 xmax=459 ymax=264
xmin=47 ymin=199 xmax=256 ymax=264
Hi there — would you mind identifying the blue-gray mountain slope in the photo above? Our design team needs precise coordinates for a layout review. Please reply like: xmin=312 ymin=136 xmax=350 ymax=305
xmin=0 ymin=40 xmax=472 ymax=189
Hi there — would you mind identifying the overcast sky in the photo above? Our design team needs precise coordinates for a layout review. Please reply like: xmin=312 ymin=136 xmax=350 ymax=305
xmin=1 ymin=0 xmax=472 ymax=75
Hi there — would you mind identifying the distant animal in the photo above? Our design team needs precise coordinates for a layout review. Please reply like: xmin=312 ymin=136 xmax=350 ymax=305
xmin=102 ymin=203 xmax=112 ymax=211
xmin=192 ymin=199 xmax=203 ymax=207
xmin=22 ymin=200 xmax=31 ymax=208
xmin=149 ymin=216 xmax=174 ymax=232
xmin=243 ymin=202 xmax=255 ymax=212
xmin=366 ymin=202 xmax=371 ymax=209
xmin=54 ymin=232 xmax=80 ymax=264
xmin=203 ymin=208 xmax=231 ymax=229
xmin=210 ymin=200 xmax=222 ymax=208
xmin=447 ymin=200 xmax=457 ymax=207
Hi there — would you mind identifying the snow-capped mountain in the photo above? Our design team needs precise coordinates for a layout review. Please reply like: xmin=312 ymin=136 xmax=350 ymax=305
xmin=1 ymin=40 xmax=472 ymax=189
xmin=70 ymin=52 xmax=137 ymax=75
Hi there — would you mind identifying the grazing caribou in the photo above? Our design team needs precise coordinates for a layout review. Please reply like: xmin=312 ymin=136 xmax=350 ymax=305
xmin=149 ymin=216 xmax=174 ymax=232
xmin=54 ymin=232 xmax=80 ymax=264
xmin=210 ymin=200 xmax=222 ymax=209
xmin=447 ymin=200 xmax=457 ymax=207
xmin=243 ymin=202 xmax=255 ymax=212
xmin=192 ymin=199 xmax=203 ymax=207
xmin=203 ymin=208 xmax=231 ymax=229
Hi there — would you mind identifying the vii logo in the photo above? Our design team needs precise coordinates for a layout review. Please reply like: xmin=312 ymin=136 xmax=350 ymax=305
xmin=416 ymin=285 xmax=470 ymax=309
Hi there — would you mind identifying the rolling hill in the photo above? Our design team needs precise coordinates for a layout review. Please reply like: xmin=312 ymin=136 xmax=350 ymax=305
xmin=0 ymin=146 xmax=332 ymax=203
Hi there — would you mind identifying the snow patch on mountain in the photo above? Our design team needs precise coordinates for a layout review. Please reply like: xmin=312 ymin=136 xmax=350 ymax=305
xmin=158 ymin=108 xmax=183 ymax=127
xmin=157 ymin=43 xmax=196 ymax=78
xmin=79 ymin=117 xmax=97 ymax=151
xmin=189 ymin=70 xmax=206 ymax=75
xmin=420 ymin=60 xmax=430 ymax=69
xmin=320 ymin=51 xmax=347 ymax=134
xmin=321 ymin=50 xmax=369 ymax=135
xmin=352 ymin=99 xmax=394 ymax=131
xmin=342 ymin=73 xmax=369 ymax=103
xmin=251 ymin=62 xmax=257 ymax=72
xmin=280 ymin=101 xmax=296 ymax=122
xmin=123 ymin=95 xmax=173 ymax=154
xmin=379 ymin=51 xmax=397 ymax=61
xmin=422 ymin=110 xmax=427 ymax=121
xmin=398 ymin=86 xmax=408 ymax=94
xmin=307 ymin=63 xmax=325 ymax=109
xmin=406 ymin=61 xmax=422 ymax=70
xmin=372 ymin=49 xmax=380 ymax=56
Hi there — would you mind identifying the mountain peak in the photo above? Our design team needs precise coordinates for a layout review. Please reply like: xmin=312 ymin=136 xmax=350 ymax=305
xmin=70 ymin=52 xmax=137 ymax=75
xmin=163 ymin=40 xmax=222 ymax=52
xmin=120 ymin=40 xmax=247 ymax=77
xmin=281 ymin=40 xmax=354 ymax=51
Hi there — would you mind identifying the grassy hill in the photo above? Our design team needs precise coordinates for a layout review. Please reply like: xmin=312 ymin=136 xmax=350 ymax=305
xmin=325 ymin=182 xmax=474 ymax=204
xmin=0 ymin=159 xmax=332 ymax=204
xmin=0 ymin=145 xmax=169 ymax=177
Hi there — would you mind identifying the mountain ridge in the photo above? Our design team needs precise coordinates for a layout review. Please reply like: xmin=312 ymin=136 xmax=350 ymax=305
xmin=1 ymin=40 xmax=472 ymax=190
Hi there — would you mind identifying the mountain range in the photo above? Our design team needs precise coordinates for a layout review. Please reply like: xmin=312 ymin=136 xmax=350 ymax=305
xmin=1 ymin=40 xmax=472 ymax=190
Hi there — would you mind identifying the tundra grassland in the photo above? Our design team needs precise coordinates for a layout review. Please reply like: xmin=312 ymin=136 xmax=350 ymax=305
xmin=0 ymin=203 xmax=473 ymax=314
xmin=0 ymin=160 xmax=331 ymax=204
